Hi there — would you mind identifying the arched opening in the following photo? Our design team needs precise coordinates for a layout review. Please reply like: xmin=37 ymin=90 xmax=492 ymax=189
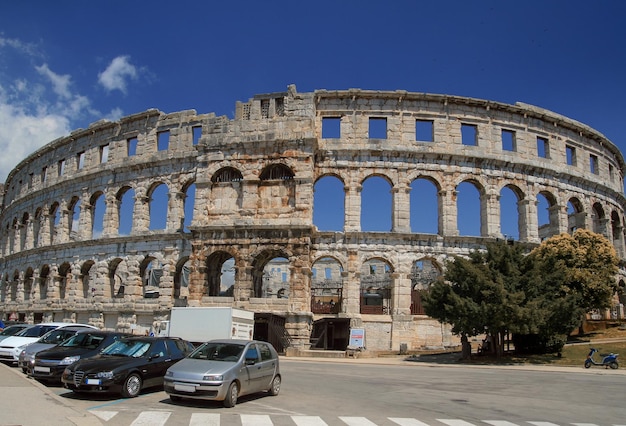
xmin=361 ymin=175 xmax=392 ymax=232
xmin=456 ymin=181 xmax=482 ymax=236
xmin=149 ymin=183 xmax=168 ymax=230
xmin=205 ymin=252 xmax=235 ymax=297
xmin=410 ymin=177 xmax=439 ymax=234
xmin=410 ymin=259 xmax=442 ymax=314
xmin=360 ymin=259 xmax=392 ymax=314
xmin=313 ymin=175 xmax=344 ymax=231
xmin=311 ymin=257 xmax=344 ymax=314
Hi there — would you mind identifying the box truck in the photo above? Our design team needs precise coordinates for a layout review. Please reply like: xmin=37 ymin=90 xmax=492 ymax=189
xmin=158 ymin=307 xmax=255 ymax=344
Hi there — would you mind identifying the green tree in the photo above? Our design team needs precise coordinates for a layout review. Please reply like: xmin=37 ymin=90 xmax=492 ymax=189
xmin=526 ymin=229 xmax=619 ymax=337
xmin=422 ymin=241 xmax=527 ymax=358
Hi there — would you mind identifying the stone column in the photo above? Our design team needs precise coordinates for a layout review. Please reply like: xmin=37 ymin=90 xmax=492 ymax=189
xmin=343 ymin=250 xmax=361 ymax=315
xmin=484 ymin=192 xmax=500 ymax=238
xmin=79 ymin=201 xmax=91 ymax=240
xmin=520 ymin=197 xmax=538 ymax=242
xmin=102 ymin=195 xmax=119 ymax=238
xmin=391 ymin=272 xmax=411 ymax=315
xmin=58 ymin=206 xmax=70 ymax=244
xmin=440 ymin=189 xmax=459 ymax=236
xmin=392 ymin=183 xmax=411 ymax=233
xmin=344 ymin=184 xmax=361 ymax=232
xmin=167 ymin=191 xmax=185 ymax=232
xmin=133 ymin=190 xmax=150 ymax=234
xmin=24 ymin=217 xmax=34 ymax=250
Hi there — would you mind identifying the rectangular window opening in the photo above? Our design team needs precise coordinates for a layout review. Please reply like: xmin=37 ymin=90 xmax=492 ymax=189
xmin=77 ymin=152 xmax=85 ymax=170
xmin=415 ymin=119 xmax=434 ymax=142
xmin=609 ymin=164 xmax=615 ymax=183
xmin=322 ymin=117 xmax=341 ymax=139
xmin=566 ymin=145 xmax=576 ymax=166
xmin=461 ymin=124 xmax=477 ymax=146
xmin=42 ymin=166 xmax=48 ymax=183
xmin=501 ymin=129 xmax=516 ymax=151
xmin=128 ymin=137 xmax=138 ymax=156
xmin=590 ymin=154 xmax=599 ymax=174
xmin=537 ymin=137 xmax=549 ymax=158
xmin=157 ymin=131 xmax=170 ymax=151
xmin=192 ymin=126 xmax=202 ymax=146
xmin=100 ymin=144 xmax=109 ymax=164
xmin=58 ymin=159 xmax=65 ymax=177
xmin=369 ymin=117 xmax=387 ymax=139
xmin=261 ymin=99 xmax=270 ymax=119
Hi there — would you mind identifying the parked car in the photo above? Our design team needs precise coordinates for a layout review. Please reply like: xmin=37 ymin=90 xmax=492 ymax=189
xmin=0 ymin=323 xmax=95 ymax=364
xmin=61 ymin=336 xmax=194 ymax=397
xmin=19 ymin=325 xmax=100 ymax=373
xmin=0 ymin=324 xmax=32 ymax=344
xmin=31 ymin=330 xmax=132 ymax=383
xmin=164 ymin=339 xmax=281 ymax=407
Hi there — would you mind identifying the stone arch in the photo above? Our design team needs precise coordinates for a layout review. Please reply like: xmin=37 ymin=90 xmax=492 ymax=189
xmin=361 ymin=174 xmax=393 ymax=232
xmin=147 ymin=182 xmax=169 ymax=231
xmin=537 ymin=190 xmax=559 ymax=240
xmin=311 ymin=256 xmax=345 ymax=314
xmin=360 ymin=257 xmax=393 ymax=315
xmin=204 ymin=251 xmax=236 ymax=297
xmin=591 ymin=202 xmax=607 ymax=236
xmin=611 ymin=210 xmax=623 ymax=255
xmin=410 ymin=257 xmax=443 ymax=315
xmin=500 ymin=183 xmax=525 ymax=241
xmin=58 ymin=262 xmax=72 ymax=299
xmin=173 ymin=257 xmax=192 ymax=299
xmin=80 ymin=260 xmax=96 ymax=299
xmin=39 ymin=265 xmax=50 ymax=300
xmin=313 ymin=174 xmax=345 ymax=232
xmin=251 ymin=249 xmax=291 ymax=298
xmin=410 ymin=175 xmax=441 ymax=234
xmin=20 ymin=212 xmax=29 ymax=251
xmin=211 ymin=167 xmax=243 ymax=183
xmin=568 ymin=197 xmax=586 ymax=233
xmin=90 ymin=191 xmax=106 ymax=239
xmin=140 ymin=256 xmax=163 ymax=298
xmin=68 ymin=195 xmax=81 ymax=238
xmin=49 ymin=202 xmax=61 ymax=244
xmin=258 ymin=163 xmax=296 ymax=210
xmin=259 ymin=163 xmax=295 ymax=180
xmin=181 ymin=180 xmax=196 ymax=233
xmin=109 ymin=258 xmax=126 ymax=298
xmin=456 ymin=179 xmax=485 ymax=237
xmin=116 ymin=186 xmax=135 ymax=236
xmin=10 ymin=269 xmax=19 ymax=302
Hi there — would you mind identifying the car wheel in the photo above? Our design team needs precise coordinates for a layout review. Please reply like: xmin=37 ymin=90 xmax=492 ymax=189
xmin=121 ymin=373 xmax=142 ymax=398
xmin=268 ymin=375 xmax=281 ymax=396
xmin=223 ymin=381 xmax=238 ymax=408
xmin=169 ymin=395 xmax=183 ymax=402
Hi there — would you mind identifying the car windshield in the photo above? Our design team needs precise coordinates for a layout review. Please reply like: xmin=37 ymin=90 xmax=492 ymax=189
xmin=39 ymin=329 xmax=71 ymax=344
xmin=189 ymin=343 xmax=244 ymax=361
xmin=0 ymin=326 xmax=26 ymax=336
xmin=101 ymin=340 xmax=151 ymax=357
xmin=60 ymin=333 xmax=105 ymax=349
xmin=16 ymin=325 xmax=56 ymax=338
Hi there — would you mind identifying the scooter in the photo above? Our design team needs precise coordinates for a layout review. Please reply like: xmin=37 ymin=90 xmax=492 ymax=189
xmin=584 ymin=348 xmax=619 ymax=369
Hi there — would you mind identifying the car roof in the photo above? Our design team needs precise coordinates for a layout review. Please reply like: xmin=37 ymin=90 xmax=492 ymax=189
xmin=206 ymin=339 xmax=264 ymax=345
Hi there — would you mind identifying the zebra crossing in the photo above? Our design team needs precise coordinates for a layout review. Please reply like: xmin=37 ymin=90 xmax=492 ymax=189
xmin=87 ymin=410 xmax=625 ymax=426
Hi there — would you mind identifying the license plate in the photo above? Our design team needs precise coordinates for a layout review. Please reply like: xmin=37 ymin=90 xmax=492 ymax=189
xmin=86 ymin=378 xmax=101 ymax=385
xmin=34 ymin=366 xmax=50 ymax=373
xmin=174 ymin=383 xmax=196 ymax=393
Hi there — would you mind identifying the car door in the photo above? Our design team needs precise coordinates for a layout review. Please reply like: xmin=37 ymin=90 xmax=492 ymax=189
xmin=255 ymin=343 xmax=278 ymax=391
xmin=141 ymin=340 xmax=170 ymax=388
xmin=242 ymin=344 xmax=264 ymax=393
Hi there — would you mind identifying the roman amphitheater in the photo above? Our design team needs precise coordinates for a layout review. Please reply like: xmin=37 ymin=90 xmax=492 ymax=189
xmin=1 ymin=85 xmax=625 ymax=353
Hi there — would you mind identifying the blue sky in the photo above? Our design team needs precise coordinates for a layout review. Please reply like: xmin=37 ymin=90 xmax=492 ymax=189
xmin=1 ymin=1 xmax=625 ymax=238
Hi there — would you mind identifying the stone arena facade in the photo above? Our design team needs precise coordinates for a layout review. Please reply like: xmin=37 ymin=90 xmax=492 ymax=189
xmin=1 ymin=85 xmax=625 ymax=353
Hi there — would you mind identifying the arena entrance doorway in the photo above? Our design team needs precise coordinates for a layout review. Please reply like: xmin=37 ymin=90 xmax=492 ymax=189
xmin=253 ymin=313 xmax=290 ymax=354
xmin=310 ymin=318 xmax=350 ymax=350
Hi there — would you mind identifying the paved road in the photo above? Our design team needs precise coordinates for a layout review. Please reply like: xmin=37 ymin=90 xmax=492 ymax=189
xmin=0 ymin=354 xmax=623 ymax=426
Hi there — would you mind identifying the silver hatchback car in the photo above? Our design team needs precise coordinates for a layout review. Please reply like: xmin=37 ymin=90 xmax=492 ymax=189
xmin=164 ymin=339 xmax=281 ymax=407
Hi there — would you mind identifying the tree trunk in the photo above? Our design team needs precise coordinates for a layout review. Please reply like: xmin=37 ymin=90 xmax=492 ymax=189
xmin=461 ymin=333 xmax=471 ymax=360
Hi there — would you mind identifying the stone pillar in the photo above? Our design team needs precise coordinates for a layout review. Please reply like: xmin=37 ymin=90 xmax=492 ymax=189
xmin=440 ymin=189 xmax=459 ymax=236
xmin=520 ymin=197 xmax=538 ymax=242
xmin=79 ymin=201 xmax=91 ymax=240
xmin=391 ymin=272 xmax=411 ymax=315
xmin=24 ymin=217 xmax=34 ymax=250
xmin=343 ymin=250 xmax=362 ymax=315
xmin=102 ymin=195 xmax=119 ymax=238
xmin=344 ymin=184 xmax=361 ymax=232
xmin=58 ymin=206 xmax=70 ymax=244
xmin=484 ymin=192 xmax=500 ymax=238
xmin=168 ymin=191 xmax=185 ymax=232
xmin=133 ymin=190 xmax=150 ymax=233
xmin=392 ymin=183 xmax=411 ymax=233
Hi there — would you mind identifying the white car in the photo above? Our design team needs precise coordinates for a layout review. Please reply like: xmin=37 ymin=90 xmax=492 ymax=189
xmin=0 ymin=323 xmax=96 ymax=364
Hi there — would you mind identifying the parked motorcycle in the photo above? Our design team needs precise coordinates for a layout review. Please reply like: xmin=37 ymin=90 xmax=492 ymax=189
xmin=584 ymin=348 xmax=619 ymax=369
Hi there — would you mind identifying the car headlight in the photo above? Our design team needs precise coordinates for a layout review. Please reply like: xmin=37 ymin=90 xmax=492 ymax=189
xmin=202 ymin=374 xmax=224 ymax=381
xmin=165 ymin=370 xmax=173 ymax=377
xmin=59 ymin=355 xmax=80 ymax=365
xmin=97 ymin=371 xmax=114 ymax=379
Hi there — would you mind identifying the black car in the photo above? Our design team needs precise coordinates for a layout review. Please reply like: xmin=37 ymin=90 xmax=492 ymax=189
xmin=31 ymin=330 xmax=132 ymax=383
xmin=61 ymin=336 xmax=194 ymax=397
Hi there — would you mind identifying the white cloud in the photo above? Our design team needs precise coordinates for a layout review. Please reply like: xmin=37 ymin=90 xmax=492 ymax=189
xmin=35 ymin=64 xmax=72 ymax=99
xmin=98 ymin=56 xmax=138 ymax=94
